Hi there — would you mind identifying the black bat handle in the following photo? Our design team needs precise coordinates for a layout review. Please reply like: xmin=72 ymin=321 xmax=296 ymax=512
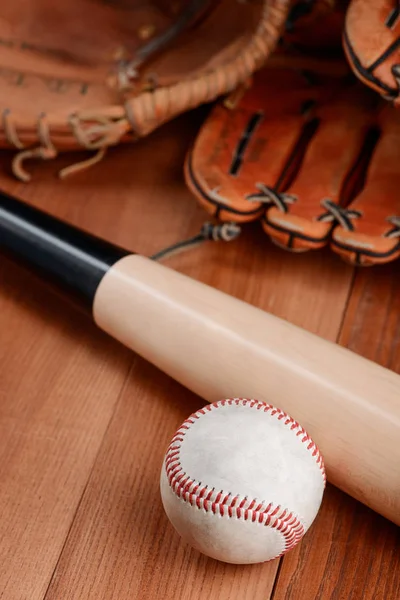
xmin=0 ymin=191 xmax=130 ymax=310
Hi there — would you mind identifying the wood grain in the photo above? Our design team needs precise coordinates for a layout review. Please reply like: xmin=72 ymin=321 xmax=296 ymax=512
xmin=339 ymin=264 xmax=400 ymax=372
xmin=271 ymin=265 xmax=400 ymax=600
xmin=0 ymin=110 xmax=397 ymax=600
xmin=0 ymin=116 xmax=204 ymax=600
xmin=42 ymin=260 xmax=353 ymax=600
xmin=42 ymin=361 xmax=281 ymax=600
xmin=0 ymin=115 xmax=351 ymax=600
xmin=0 ymin=258 xmax=132 ymax=600
xmin=91 ymin=251 xmax=400 ymax=525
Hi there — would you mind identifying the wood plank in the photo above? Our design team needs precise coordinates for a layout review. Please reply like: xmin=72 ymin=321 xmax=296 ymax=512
xmin=271 ymin=263 xmax=400 ymax=600
xmin=339 ymin=264 xmax=400 ymax=371
xmin=33 ymin=114 xmax=356 ymax=600
xmin=42 ymin=361 xmax=281 ymax=600
xmin=0 ymin=259 xmax=132 ymax=600
xmin=0 ymin=114 xmax=205 ymax=599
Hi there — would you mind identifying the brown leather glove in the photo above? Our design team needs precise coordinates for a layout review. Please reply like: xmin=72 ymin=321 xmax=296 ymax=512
xmin=0 ymin=0 xmax=290 ymax=181
xmin=184 ymin=0 xmax=400 ymax=266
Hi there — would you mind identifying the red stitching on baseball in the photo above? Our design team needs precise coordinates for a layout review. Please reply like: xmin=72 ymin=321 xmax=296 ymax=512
xmin=247 ymin=498 xmax=256 ymax=510
xmin=165 ymin=398 xmax=326 ymax=556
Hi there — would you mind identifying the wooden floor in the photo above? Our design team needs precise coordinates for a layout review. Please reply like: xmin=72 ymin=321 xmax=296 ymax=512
xmin=0 ymin=110 xmax=399 ymax=600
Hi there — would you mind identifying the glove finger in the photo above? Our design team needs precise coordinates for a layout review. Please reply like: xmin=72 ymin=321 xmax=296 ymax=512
xmin=261 ymin=81 xmax=378 ymax=252
xmin=331 ymin=103 xmax=400 ymax=265
xmin=343 ymin=0 xmax=400 ymax=107
xmin=184 ymin=67 xmax=338 ymax=224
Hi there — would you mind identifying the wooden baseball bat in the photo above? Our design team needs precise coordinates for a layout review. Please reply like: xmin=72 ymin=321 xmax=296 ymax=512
xmin=1 ymin=191 xmax=399 ymax=526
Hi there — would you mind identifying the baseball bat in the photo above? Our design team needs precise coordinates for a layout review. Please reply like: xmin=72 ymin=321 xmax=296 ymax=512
xmin=0 ymin=190 xmax=399 ymax=526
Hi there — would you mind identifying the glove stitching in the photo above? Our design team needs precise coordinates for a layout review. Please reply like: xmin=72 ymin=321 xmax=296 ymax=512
xmin=385 ymin=216 xmax=400 ymax=238
xmin=246 ymin=183 xmax=297 ymax=213
xmin=318 ymin=199 xmax=362 ymax=231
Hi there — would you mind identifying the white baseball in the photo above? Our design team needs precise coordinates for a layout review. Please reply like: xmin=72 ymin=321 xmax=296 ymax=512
xmin=160 ymin=398 xmax=326 ymax=564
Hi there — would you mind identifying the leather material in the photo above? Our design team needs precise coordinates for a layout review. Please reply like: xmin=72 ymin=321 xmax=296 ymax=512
xmin=343 ymin=0 xmax=400 ymax=104
xmin=184 ymin=67 xmax=340 ymax=224
xmin=185 ymin=61 xmax=400 ymax=266
xmin=261 ymin=83 xmax=377 ymax=251
xmin=0 ymin=0 xmax=215 ymax=67
xmin=0 ymin=0 xmax=291 ymax=181
xmin=284 ymin=0 xmax=348 ymax=52
xmin=331 ymin=104 xmax=400 ymax=265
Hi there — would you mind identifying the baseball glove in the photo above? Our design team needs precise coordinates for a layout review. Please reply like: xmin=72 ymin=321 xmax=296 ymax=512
xmin=0 ymin=0 xmax=291 ymax=182
xmin=183 ymin=0 xmax=400 ymax=266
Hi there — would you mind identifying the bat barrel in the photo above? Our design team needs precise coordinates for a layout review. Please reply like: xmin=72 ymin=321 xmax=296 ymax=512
xmin=0 ymin=191 xmax=129 ymax=309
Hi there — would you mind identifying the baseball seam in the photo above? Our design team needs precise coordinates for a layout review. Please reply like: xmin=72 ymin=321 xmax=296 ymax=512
xmin=165 ymin=398 xmax=326 ymax=557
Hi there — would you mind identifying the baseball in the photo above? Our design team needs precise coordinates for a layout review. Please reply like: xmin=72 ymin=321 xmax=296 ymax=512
xmin=160 ymin=398 xmax=326 ymax=564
